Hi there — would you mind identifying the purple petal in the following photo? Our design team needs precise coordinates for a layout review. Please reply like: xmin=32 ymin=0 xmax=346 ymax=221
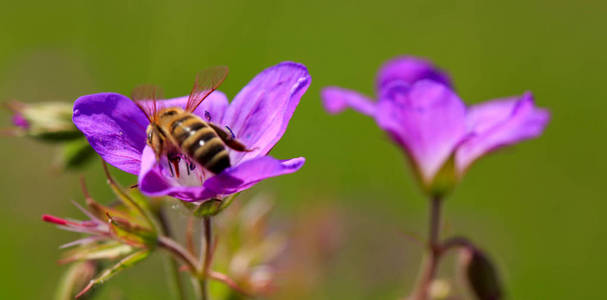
xmin=455 ymin=92 xmax=549 ymax=172
xmin=375 ymin=80 xmax=467 ymax=182
xmin=223 ymin=62 xmax=311 ymax=163
xmin=138 ymin=146 xmax=305 ymax=202
xmin=321 ymin=87 xmax=376 ymax=116
xmin=376 ymin=56 xmax=452 ymax=92
xmin=72 ymin=91 xmax=229 ymax=175
xmin=201 ymin=156 xmax=306 ymax=198
xmin=73 ymin=93 xmax=148 ymax=174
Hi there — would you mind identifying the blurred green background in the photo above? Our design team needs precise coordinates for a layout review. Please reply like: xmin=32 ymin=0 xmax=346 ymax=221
xmin=1 ymin=0 xmax=605 ymax=299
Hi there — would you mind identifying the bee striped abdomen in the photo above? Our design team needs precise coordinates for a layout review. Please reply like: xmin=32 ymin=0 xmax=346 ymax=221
xmin=165 ymin=110 xmax=231 ymax=174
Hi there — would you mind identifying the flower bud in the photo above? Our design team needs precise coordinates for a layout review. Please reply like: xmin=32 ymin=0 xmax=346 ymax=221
xmin=54 ymin=260 xmax=99 ymax=300
xmin=459 ymin=248 xmax=503 ymax=300
xmin=107 ymin=213 xmax=158 ymax=249
xmin=6 ymin=101 xmax=81 ymax=142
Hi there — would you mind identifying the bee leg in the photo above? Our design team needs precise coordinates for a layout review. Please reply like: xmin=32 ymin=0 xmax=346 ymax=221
xmin=167 ymin=162 xmax=174 ymax=177
xmin=208 ymin=122 xmax=254 ymax=152
xmin=167 ymin=153 xmax=181 ymax=178
xmin=186 ymin=159 xmax=197 ymax=176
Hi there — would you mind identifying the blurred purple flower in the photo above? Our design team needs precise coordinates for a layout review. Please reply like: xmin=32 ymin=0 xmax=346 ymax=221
xmin=73 ymin=62 xmax=310 ymax=202
xmin=12 ymin=112 xmax=29 ymax=129
xmin=322 ymin=56 xmax=549 ymax=194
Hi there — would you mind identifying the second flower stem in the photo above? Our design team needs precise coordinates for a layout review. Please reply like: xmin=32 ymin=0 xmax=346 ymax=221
xmin=199 ymin=216 xmax=213 ymax=300
xmin=157 ymin=208 xmax=187 ymax=300
xmin=412 ymin=195 xmax=443 ymax=300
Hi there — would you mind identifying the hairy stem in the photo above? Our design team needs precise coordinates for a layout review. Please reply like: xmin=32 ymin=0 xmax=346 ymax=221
xmin=158 ymin=236 xmax=199 ymax=275
xmin=410 ymin=196 xmax=443 ymax=300
xmin=186 ymin=216 xmax=196 ymax=255
xmin=208 ymin=270 xmax=250 ymax=297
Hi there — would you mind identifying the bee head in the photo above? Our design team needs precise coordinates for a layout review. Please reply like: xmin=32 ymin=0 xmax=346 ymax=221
xmin=146 ymin=124 xmax=165 ymax=158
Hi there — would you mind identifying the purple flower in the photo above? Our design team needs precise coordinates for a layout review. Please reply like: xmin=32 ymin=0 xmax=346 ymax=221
xmin=73 ymin=62 xmax=310 ymax=202
xmin=322 ymin=56 xmax=549 ymax=195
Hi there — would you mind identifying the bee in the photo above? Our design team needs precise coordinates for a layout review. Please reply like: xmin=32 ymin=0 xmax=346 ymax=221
xmin=130 ymin=66 xmax=250 ymax=178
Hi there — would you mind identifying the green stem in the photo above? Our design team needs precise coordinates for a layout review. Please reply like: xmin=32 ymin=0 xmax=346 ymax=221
xmin=411 ymin=195 xmax=443 ymax=300
xmin=157 ymin=208 xmax=188 ymax=300
xmin=199 ymin=216 xmax=213 ymax=300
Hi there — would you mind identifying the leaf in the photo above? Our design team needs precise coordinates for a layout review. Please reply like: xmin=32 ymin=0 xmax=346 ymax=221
xmin=59 ymin=137 xmax=96 ymax=170
xmin=460 ymin=248 xmax=503 ymax=300
xmin=76 ymin=250 xmax=150 ymax=299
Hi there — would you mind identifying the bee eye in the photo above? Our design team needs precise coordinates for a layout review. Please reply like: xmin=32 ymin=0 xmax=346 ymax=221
xmin=147 ymin=132 xmax=152 ymax=141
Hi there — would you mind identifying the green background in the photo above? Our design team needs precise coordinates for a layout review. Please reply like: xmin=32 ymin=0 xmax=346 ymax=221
xmin=1 ymin=0 xmax=605 ymax=299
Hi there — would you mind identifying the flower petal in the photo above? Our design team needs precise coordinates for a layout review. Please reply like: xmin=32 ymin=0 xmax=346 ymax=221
xmin=73 ymin=93 xmax=148 ymax=174
xmin=137 ymin=146 xmax=173 ymax=197
xmin=138 ymin=146 xmax=305 ymax=202
xmin=376 ymin=56 xmax=452 ymax=91
xmin=321 ymin=87 xmax=376 ymax=116
xmin=375 ymin=80 xmax=467 ymax=183
xmin=223 ymin=62 xmax=311 ymax=163
xmin=202 ymin=156 xmax=306 ymax=198
xmin=455 ymin=92 xmax=549 ymax=172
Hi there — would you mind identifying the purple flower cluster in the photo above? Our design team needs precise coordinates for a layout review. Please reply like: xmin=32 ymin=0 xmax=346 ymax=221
xmin=73 ymin=62 xmax=310 ymax=202
xmin=322 ymin=56 xmax=549 ymax=194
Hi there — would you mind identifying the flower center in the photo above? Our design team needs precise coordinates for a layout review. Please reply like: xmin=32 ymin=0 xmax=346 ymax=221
xmin=158 ymin=154 xmax=210 ymax=187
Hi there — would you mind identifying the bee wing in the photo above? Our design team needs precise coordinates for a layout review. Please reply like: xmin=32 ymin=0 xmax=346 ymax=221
xmin=185 ymin=66 xmax=229 ymax=113
xmin=130 ymin=85 xmax=165 ymax=123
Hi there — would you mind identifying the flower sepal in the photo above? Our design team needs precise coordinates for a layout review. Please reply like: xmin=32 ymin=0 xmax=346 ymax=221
xmin=183 ymin=193 xmax=239 ymax=218
xmin=424 ymin=154 xmax=458 ymax=198
xmin=106 ymin=213 xmax=158 ymax=249
xmin=59 ymin=241 xmax=134 ymax=264
xmin=76 ymin=250 xmax=151 ymax=299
